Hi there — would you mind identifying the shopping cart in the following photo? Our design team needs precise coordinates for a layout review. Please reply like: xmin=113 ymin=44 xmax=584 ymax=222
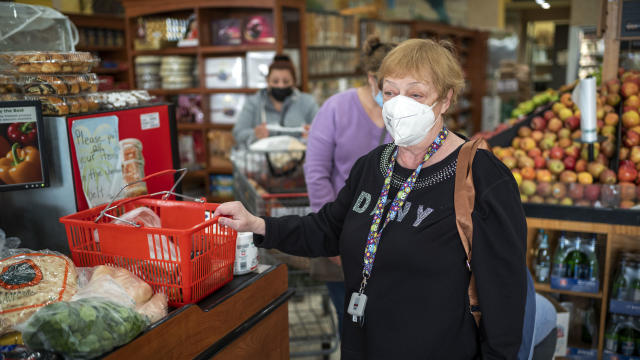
xmin=232 ymin=149 xmax=340 ymax=358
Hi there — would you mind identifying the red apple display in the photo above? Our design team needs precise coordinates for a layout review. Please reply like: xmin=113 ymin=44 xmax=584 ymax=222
xmin=599 ymin=169 xmax=617 ymax=184
xmin=543 ymin=110 xmax=555 ymax=121
xmin=584 ymin=184 xmax=601 ymax=202
xmin=623 ymin=110 xmax=640 ymax=128
xmin=530 ymin=116 xmax=547 ymax=131
xmin=550 ymin=146 xmax=565 ymax=160
xmin=619 ymin=165 xmax=639 ymax=183
xmin=563 ymin=156 xmax=577 ymax=171
xmin=624 ymin=130 xmax=640 ymax=147
xmin=548 ymin=159 xmax=565 ymax=175
xmin=622 ymin=81 xmax=639 ymax=98
xmin=568 ymin=183 xmax=584 ymax=200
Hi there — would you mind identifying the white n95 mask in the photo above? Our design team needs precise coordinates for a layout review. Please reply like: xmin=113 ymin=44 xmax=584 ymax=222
xmin=382 ymin=95 xmax=439 ymax=147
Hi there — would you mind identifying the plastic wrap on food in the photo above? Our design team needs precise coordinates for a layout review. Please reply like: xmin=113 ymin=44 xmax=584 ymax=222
xmin=110 ymin=207 xmax=160 ymax=228
xmin=93 ymin=90 xmax=153 ymax=110
xmin=0 ymin=74 xmax=19 ymax=94
xmin=0 ymin=94 xmax=24 ymax=102
xmin=17 ymin=74 xmax=99 ymax=95
xmin=89 ymin=265 xmax=153 ymax=306
xmin=135 ymin=292 xmax=168 ymax=324
xmin=0 ymin=250 xmax=78 ymax=335
xmin=71 ymin=272 xmax=135 ymax=308
xmin=24 ymin=95 xmax=68 ymax=116
xmin=24 ymin=94 xmax=99 ymax=116
xmin=18 ymin=298 xmax=147 ymax=359
xmin=0 ymin=344 xmax=60 ymax=360
xmin=0 ymin=52 xmax=98 ymax=74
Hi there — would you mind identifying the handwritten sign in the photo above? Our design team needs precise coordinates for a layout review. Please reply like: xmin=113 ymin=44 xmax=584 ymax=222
xmin=71 ymin=116 xmax=121 ymax=208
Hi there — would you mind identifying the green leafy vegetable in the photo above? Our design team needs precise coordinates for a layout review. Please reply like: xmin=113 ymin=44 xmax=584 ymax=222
xmin=20 ymin=299 xmax=147 ymax=359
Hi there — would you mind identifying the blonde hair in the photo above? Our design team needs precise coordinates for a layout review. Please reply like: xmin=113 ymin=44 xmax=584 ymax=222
xmin=377 ymin=38 xmax=465 ymax=106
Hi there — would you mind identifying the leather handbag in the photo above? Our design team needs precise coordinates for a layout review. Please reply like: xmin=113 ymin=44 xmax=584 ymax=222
xmin=454 ymin=138 xmax=488 ymax=327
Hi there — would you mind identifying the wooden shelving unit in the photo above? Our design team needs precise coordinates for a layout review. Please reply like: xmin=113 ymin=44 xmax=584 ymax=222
xmin=66 ymin=13 xmax=131 ymax=89
xmin=525 ymin=216 xmax=640 ymax=358
xmin=121 ymin=0 xmax=308 ymax=201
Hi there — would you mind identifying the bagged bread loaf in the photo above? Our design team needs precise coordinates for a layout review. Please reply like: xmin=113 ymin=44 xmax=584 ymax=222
xmin=0 ymin=251 xmax=78 ymax=334
xmin=89 ymin=265 xmax=153 ymax=306
xmin=135 ymin=292 xmax=168 ymax=323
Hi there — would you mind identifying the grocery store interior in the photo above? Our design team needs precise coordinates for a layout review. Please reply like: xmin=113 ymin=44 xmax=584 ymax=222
xmin=0 ymin=0 xmax=639 ymax=359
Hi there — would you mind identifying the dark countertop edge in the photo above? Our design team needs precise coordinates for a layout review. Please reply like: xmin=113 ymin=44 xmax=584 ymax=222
xmin=524 ymin=203 xmax=640 ymax=226
xmin=192 ymin=288 xmax=296 ymax=360
xmin=145 ymin=264 xmax=280 ymax=332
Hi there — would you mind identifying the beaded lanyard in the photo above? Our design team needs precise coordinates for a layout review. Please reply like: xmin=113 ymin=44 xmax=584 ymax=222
xmin=359 ymin=127 xmax=449 ymax=294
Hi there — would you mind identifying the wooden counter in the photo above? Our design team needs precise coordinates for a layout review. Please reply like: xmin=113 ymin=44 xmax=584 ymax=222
xmin=105 ymin=264 xmax=293 ymax=360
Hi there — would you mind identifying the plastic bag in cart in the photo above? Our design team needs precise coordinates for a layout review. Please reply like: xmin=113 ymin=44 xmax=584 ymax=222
xmin=0 ymin=3 xmax=78 ymax=52
xmin=18 ymin=298 xmax=147 ymax=360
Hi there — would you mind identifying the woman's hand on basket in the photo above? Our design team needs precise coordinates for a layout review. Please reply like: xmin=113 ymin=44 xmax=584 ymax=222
xmin=213 ymin=201 xmax=266 ymax=235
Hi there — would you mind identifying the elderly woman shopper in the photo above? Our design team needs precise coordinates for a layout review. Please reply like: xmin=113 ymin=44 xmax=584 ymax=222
xmin=214 ymin=39 xmax=527 ymax=359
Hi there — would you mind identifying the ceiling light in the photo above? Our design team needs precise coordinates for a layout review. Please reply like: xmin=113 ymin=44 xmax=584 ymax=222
xmin=541 ymin=2 xmax=550 ymax=9
xmin=535 ymin=0 xmax=545 ymax=4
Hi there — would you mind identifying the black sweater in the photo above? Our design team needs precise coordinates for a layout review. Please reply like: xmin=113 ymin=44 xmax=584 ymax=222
xmin=254 ymin=144 xmax=527 ymax=359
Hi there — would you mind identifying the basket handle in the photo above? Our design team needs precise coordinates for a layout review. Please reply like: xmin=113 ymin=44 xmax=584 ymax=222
xmin=94 ymin=168 xmax=205 ymax=226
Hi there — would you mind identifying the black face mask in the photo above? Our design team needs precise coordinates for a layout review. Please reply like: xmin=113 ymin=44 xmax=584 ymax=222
xmin=270 ymin=87 xmax=293 ymax=102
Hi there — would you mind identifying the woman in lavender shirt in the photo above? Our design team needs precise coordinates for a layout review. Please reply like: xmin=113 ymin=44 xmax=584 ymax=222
xmin=303 ymin=36 xmax=395 ymax=335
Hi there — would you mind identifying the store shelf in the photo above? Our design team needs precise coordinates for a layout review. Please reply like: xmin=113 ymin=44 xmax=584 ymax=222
xmin=449 ymin=106 xmax=472 ymax=116
xmin=208 ymin=163 xmax=233 ymax=174
xmin=534 ymin=282 xmax=603 ymax=299
xmin=148 ymin=88 xmax=202 ymax=95
xmin=65 ymin=13 xmax=125 ymax=30
xmin=185 ymin=169 xmax=208 ymax=178
xmin=532 ymin=61 xmax=554 ymax=66
xmin=208 ymin=194 xmax=235 ymax=203
xmin=308 ymin=72 xmax=361 ymax=80
xmin=209 ymin=123 xmax=234 ymax=130
xmin=200 ymin=44 xmax=276 ymax=54
xmin=202 ymin=88 xmax=260 ymax=94
xmin=132 ymin=48 xmax=198 ymax=55
xmin=177 ymin=123 xmax=234 ymax=131
xmin=93 ymin=67 xmax=128 ymax=74
xmin=78 ymin=45 xmax=124 ymax=52
xmin=177 ymin=123 xmax=208 ymax=131
xmin=307 ymin=45 xmax=358 ymax=50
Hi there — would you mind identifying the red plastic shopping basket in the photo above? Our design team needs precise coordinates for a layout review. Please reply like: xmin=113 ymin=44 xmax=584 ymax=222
xmin=59 ymin=169 xmax=237 ymax=306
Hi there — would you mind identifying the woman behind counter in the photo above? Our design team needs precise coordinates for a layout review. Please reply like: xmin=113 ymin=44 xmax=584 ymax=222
xmin=232 ymin=54 xmax=318 ymax=146
xmin=216 ymin=39 xmax=527 ymax=359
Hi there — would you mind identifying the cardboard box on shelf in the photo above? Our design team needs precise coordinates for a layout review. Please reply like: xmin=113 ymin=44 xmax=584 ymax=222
xmin=539 ymin=293 xmax=570 ymax=358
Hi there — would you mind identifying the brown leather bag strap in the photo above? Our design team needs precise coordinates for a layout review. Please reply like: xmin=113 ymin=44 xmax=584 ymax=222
xmin=454 ymin=138 xmax=488 ymax=327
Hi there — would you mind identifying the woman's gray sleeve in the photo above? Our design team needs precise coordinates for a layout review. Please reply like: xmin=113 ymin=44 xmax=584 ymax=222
xmin=232 ymin=97 xmax=260 ymax=146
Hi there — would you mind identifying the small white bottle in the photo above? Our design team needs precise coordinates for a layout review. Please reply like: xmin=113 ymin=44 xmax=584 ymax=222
xmin=234 ymin=232 xmax=259 ymax=275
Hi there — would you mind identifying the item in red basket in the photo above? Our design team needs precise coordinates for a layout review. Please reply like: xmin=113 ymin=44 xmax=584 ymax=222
xmin=243 ymin=14 xmax=275 ymax=44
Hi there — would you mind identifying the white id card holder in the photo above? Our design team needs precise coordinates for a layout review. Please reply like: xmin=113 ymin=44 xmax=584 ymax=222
xmin=347 ymin=292 xmax=367 ymax=325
